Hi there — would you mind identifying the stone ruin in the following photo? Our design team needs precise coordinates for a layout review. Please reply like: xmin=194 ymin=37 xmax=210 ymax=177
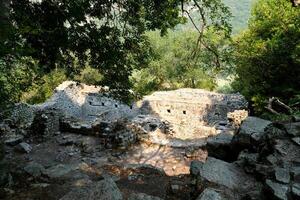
xmin=139 ymin=88 xmax=247 ymax=125
xmin=138 ymin=89 xmax=247 ymax=144
xmin=7 ymin=81 xmax=248 ymax=149
xmin=1 ymin=81 xmax=300 ymax=200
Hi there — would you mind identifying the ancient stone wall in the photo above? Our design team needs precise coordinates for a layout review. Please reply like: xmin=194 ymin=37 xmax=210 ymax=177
xmin=138 ymin=89 xmax=247 ymax=125
xmin=8 ymin=82 xmax=248 ymax=145
xmin=81 ymin=93 xmax=137 ymax=121
xmin=36 ymin=81 xmax=138 ymax=122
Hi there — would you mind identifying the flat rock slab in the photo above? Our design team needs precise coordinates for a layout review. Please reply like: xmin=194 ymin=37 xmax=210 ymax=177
xmin=60 ymin=178 xmax=122 ymax=200
xmin=190 ymin=157 xmax=261 ymax=193
xmin=24 ymin=162 xmax=45 ymax=177
xmin=292 ymin=137 xmax=300 ymax=146
xmin=44 ymin=164 xmax=78 ymax=179
xmin=275 ymin=168 xmax=290 ymax=184
xmin=15 ymin=142 xmax=32 ymax=153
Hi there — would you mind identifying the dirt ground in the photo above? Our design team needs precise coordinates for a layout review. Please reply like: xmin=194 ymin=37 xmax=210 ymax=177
xmin=1 ymin=132 xmax=207 ymax=200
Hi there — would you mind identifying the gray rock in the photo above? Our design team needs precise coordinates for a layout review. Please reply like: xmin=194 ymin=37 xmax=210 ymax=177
xmin=44 ymin=164 xmax=76 ymax=179
xmin=292 ymin=116 xmax=300 ymax=122
xmin=275 ymin=168 xmax=290 ymax=184
xmin=254 ymin=164 xmax=274 ymax=179
xmin=206 ymin=132 xmax=233 ymax=160
xmin=128 ymin=193 xmax=162 ymax=200
xmin=237 ymin=150 xmax=258 ymax=164
xmin=234 ymin=117 xmax=271 ymax=146
xmin=264 ymin=124 xmax=287 ymax=139
xmin=196 ymin=188 xmax=223 ymax=200
xmin=292 ymin=137 xmax=300 ymax=146
xmin=4 ymin=135 xmax=24 ymax=146
xmin=24 ymin=162 xmax=45 ymax=177
xmin=292 ymin=183 xmax=300 ymax=198
xmin=284 ymin=122 xmax=300 ymax=137
xmin=265 ymin=179 xmax=288 ymax=200
xmin=15 ymin=142 xmax=32 ymax=153
xmin=291 ymin=166 xmax=300 ymax=182
xmin=190 ymin=157 xmax=260 ymax=193
xmin=60 ymin=178 xmax=122 ymax=200
xmin=266 ymin=154 xmax=280 ymax=165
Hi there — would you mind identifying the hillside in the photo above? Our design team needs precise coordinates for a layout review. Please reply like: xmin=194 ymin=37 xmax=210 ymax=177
xmin=224 ymin=0 xmax=255 ymax=33
xmin=177 ymin=0 xmax=255 ymax=34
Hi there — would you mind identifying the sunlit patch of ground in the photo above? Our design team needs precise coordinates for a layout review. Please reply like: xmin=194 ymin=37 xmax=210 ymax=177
xmin=116 ymin=143 xmax=207 ymax=176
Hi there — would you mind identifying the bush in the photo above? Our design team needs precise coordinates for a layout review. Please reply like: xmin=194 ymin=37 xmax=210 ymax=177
xmin=21 ymin=69 xmax=67 ymax=104
xmin=74 ymin=66 xmax=103 ymax=85
xmin=0 ymin=57 xmax=38 ymax=109
xmin=130 ymin=30 xmax=220 ymax=96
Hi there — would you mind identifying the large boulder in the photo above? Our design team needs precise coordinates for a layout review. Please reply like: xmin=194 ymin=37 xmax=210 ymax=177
xmin=190 ymin=157 xmax=261 ymax=198
xmin=60 ymin=178 xmax=123 ymax=200
xmin=206 ymin=132 xmax=234 ymax=161
xmin=233 ymin=117 xmax=272 ymax=147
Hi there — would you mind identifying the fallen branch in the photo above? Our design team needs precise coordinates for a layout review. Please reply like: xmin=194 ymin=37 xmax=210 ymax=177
xmin=266 ymin=97 xmax=293 ymax=115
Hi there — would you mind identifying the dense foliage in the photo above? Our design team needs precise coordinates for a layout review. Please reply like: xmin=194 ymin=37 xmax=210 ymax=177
xmin=1 ymin=0 xmax=298 ymax=119
xmin=0 ymin=0 xmax=233 ymax=107
xmin=232 ymin=0 xmax=300 ymax=113
xmin=131 ymin=30 xmax=232 ymax=96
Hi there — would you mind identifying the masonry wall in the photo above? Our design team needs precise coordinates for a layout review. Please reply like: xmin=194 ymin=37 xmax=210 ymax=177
xmin=139 ymin=89 xmax=248 ymax=125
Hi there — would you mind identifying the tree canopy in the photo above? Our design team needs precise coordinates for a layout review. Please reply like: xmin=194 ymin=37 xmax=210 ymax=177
xmin=0 ymin=0 xmax=232 ymax=106
xmin=232 ymin=0 xmax=300 ymax=113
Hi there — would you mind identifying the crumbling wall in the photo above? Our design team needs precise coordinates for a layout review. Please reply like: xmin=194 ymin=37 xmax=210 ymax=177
xmin=39 ymin=81 xmax=139 ymax=122
xmin=139 ymin=89 xmax=248 ymax=125
xmin=30 ymin=108 xmax=61 ymax=136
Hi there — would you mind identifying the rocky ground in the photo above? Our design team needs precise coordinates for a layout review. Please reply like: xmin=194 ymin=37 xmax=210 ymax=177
xmin=0 ymin=83 xmax=299 ymax=200
xmin=1 ymin=114 xmax=300 ymax=200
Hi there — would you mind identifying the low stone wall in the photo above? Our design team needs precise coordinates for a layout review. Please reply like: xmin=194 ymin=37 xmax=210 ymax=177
xmin=30 ymin=109 xmax=61 ymax=136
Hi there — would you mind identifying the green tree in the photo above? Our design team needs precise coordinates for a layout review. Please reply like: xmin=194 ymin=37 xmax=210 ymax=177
xmin=0 ymin=57 xmax=38 ymax=109
xmin=130 ymin=30 xmax=230 ymax=95
xmin=0 ymin=0 xmax=232 ymax=107
xmin=232 ymin=0 xmax=300 ymax=113
xmin=9 ymin=0 xmax=186 ymax=102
